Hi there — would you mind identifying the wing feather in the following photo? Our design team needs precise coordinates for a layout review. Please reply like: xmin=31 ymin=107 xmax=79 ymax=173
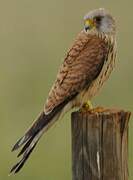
xmin=44 ymin=31 xmax=108 ymax=114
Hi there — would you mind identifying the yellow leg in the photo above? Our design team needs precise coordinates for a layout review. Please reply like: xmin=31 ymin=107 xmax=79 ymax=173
xmin=79 ymin=101 xmax=107 ymax=113
xmin=79 ymin=100 xmax=93 ymax=112
xmin=83 ymin=100 xmax=93 ymax=109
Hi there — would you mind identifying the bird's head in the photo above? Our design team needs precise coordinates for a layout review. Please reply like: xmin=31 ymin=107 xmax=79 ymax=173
xmin=84 ymin=8 xmax=116 ymax=35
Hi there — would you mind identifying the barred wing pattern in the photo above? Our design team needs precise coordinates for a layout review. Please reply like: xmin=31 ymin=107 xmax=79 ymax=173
xmin=44 ymin=31 xmax=108 ymax=114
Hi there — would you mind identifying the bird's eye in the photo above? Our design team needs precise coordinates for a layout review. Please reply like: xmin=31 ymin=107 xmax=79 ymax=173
xmin=94 ymin=16 xmax=102 ymax=23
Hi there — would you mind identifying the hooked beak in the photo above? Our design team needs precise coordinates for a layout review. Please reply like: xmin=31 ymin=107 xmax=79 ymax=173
xmin=84 ymin=19 xmax=95 ymax=31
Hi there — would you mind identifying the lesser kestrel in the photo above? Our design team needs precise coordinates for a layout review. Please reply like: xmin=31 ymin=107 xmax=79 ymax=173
xmin=10 ymin=8 xmax=117 ymax=173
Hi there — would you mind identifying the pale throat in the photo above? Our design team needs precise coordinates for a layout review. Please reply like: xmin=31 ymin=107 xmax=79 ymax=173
xmin=85 ymin=27 xmax=116 ymax=47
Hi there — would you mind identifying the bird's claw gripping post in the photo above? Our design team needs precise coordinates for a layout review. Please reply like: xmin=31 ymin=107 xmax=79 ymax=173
xmin=79 ymin=100 xmax=107 ymax=114
xmin=89 ymin=106 xmax=107 ymax=113
xmin=79 ymin=100 xmax=93 ymax=113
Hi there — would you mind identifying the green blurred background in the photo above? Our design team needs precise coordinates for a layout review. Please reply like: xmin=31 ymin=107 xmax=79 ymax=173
xmin=0 ymin=0 xmax=132 ymax=179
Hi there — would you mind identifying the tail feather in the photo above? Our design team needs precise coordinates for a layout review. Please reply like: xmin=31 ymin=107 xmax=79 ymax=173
xmin=10 ymin=112 xmax=57 ymax=174
xmin=10 ymin=124 xmax=46 ymax=174
xmin=17 ymin=136 xmax=35 ymax=157
xmin=12 ymin=112 xmax=45 ymax=152
xmin=10 ymin=141 xmax=37 ymax=174
xmin=10 ymin=93 xmax=77 ymax=174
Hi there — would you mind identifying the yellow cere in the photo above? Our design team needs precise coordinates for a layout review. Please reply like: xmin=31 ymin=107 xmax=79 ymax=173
xmin=85 ymin=19 xmax=94 ymax=28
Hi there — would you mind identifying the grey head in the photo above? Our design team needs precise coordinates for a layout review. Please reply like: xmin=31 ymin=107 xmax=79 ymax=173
xmin=84 ymin=8 xmax=116 ymax=35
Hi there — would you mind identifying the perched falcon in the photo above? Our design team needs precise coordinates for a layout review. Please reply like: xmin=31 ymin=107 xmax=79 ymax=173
xmin=10 ymin=8 xmax=117 ymax=173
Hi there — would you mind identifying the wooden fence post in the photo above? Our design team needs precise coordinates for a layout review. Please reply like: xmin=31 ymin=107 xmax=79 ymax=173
xmin=71 ymin=109 xmax=131 ymax=180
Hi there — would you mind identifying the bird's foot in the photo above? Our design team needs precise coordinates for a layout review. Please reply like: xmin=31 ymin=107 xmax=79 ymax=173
xmin=79 ymin=101 xmax=93 ymax=113
xmin=89 ymin=106 xmax=108 ymax=113
xmin=79 ymin=104 xmax=108 ymax=114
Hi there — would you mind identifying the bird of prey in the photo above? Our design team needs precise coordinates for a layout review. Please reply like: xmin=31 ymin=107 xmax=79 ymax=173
xmin=10 ymin=8 xmax=117 ymax=174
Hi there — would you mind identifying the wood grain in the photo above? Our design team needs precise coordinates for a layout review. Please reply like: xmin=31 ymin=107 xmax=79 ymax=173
xmin=71 ymin=109 xmax=131 ymax=180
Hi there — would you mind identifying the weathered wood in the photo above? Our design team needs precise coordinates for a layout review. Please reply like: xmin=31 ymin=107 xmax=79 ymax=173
xmin=71 ymin=109 xmax=131 ymax=180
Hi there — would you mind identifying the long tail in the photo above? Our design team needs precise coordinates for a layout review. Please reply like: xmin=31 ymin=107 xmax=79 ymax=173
xmin=10 ymin=94 xmax=77 ymax=174
xmin=10 ymin=111 xmax=60 ymax=174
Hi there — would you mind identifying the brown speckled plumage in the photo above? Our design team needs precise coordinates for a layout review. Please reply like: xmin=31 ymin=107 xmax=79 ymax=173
xmin=44 ymin=31 xmax=112 ymax=114
xmin=10 ymin=8 xmax=117 ymax=174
